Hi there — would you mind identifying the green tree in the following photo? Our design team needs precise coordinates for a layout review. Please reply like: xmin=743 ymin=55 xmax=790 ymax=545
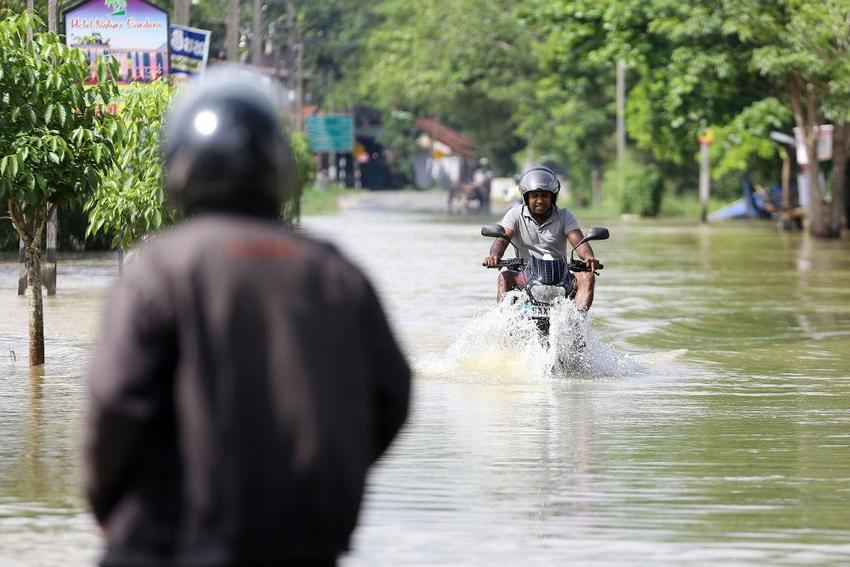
xmin=604 ymin=0 xmax=784 ymax=200
xmin=377 ymin=109 xmax=417 ymax=185
xmin=727 ymin=0 xmax=850 ymax=236
xmin=295 ymin=0 xmax=381 ymax=110
xmin=358 ymin=0 xmax=533 ymax=171
xmin=0 ymin=14 xmax=119 ymax=365
xmin=603 ymin=0 xmax=849 ymax=233
xmin=85 ymin=81 xmax=175 ymax=253
xmin=517 ymin=0 xmax=618 ymax=204
xmin=0 ymin=1 xmax=47 ymax=20
xmin=284 ymin=131 xmax=316 ymax=224
xmin=85 ymin=80 xmax=314 ymax=242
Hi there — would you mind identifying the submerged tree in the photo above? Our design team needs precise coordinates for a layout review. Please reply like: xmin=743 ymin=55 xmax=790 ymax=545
xmin=0 ymin=14 xmax=119 ymax=365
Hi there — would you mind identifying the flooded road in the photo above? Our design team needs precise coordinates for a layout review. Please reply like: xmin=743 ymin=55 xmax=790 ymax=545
xmin=1 ymin=205 xmax=850 ymax=565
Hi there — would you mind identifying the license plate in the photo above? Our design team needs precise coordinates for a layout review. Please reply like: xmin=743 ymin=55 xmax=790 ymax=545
xmin=525 ymin=304 xmax=549 ymax=318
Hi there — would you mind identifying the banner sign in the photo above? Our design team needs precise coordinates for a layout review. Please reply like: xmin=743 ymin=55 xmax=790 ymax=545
xmin=305 ymin=114 xmax=355 ymax=153
xmin=169 ymin=24 xmax=211 ymax=84
xmin=63 ymin=0 xmax=169 ymax=83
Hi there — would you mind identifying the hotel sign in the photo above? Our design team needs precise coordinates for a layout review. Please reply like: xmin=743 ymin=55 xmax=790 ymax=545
xmin=62 ymin=0 xmax=170 ymax=83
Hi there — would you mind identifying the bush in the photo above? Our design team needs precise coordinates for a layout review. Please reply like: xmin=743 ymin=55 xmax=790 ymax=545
xmin=282 ymin=132 xmax=316 ymax=224
xmin=605 ymin=157 xmax=664 ymax=217
xmin=621 ymin=165 xmax=663 ymax=217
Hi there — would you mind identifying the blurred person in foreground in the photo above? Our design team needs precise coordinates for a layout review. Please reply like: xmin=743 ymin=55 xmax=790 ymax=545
xmin=83 ymin=65 xmax=411 ymax=567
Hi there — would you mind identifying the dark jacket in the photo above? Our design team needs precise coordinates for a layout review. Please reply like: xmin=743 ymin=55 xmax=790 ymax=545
xmin=84 ymin=214 xmax=411 ymax=566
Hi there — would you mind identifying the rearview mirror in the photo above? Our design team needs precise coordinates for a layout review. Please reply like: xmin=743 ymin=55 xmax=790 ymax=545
xmin=572 ymin=227 xmax=610 ymax=255
xmin=481 ymin=224 xmax=510 ymax=241
xmin=584 ymin=227 xmax=609 ymax=242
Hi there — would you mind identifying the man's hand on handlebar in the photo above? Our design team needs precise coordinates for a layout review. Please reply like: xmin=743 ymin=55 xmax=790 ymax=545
xmin=584 ymin=256 xmax=600 ymax=272
xmin=483 ymin=255 xmax=502 ymax=267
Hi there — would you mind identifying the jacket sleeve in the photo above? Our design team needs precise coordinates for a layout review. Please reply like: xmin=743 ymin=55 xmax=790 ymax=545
xmin=83 ymin=266 xmax=177 ymax=525
xmin=361 ymin=278 xmax=411 ymax=462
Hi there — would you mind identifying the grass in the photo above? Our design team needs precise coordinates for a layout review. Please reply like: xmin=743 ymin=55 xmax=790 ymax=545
xmin=297 ymin=185 xmax=733 ymax=222
xmin=299 ymin=186 xmax=365 ymax=216
xmin=564 ymin=192 xmax=734 ymax=222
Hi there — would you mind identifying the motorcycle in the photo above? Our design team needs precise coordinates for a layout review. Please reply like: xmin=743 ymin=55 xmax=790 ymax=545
xmin=481 ymin=224 xmax=609 ymax=336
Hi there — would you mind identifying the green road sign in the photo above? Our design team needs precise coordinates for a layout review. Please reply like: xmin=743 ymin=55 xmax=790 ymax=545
xmin=305 ymin=114 xmax=354 ymax=153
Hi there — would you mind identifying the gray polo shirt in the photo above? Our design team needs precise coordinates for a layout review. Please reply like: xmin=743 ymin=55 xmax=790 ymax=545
xmin=500 ymin=204 xmax=580 ymax=260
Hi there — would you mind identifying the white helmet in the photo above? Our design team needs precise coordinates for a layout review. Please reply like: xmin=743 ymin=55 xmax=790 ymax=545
xmin=519 ymin=166 xmax=560 ymax=204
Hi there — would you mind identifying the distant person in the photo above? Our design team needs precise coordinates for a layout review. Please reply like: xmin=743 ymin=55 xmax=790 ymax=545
xmin=83 ymin=66 xmax=411 ymax=567
xmin=473 ymin=158 xmax=494 ymax=214
xmin=483 ymin=166 xmax=600 ymax=308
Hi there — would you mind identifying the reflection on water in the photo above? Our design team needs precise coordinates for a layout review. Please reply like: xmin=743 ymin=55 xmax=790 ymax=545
xmin=0 ymin=257 xmax=112 ymax=566
xmin=1 ymin=214 xmax=850 ymax=565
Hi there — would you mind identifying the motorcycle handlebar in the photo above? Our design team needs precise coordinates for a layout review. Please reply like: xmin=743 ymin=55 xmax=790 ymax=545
xmin=482 ymin=258 xmax=526 ymax=270
xmin=482 ymin=259 xmax=604 ymax=272
xmin=568 ymin=260 xmax=604 ymax=272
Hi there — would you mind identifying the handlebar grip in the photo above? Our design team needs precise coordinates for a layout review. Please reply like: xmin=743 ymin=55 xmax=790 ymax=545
xmin=569 ymin=261 xmax=604 ymax=272
xmin=482 ymin=259 xmax=526 ymax=269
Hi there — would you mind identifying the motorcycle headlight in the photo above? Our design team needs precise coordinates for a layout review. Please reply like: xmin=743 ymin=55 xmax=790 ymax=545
xmin=528 ymin=283 xmax=566 ymax=303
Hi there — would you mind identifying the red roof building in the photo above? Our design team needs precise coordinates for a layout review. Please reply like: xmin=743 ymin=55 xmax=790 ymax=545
xmin=414 ymin=117 xmax=476 ymax=158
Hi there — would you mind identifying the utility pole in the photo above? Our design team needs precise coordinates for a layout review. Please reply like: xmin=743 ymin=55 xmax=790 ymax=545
xmin=26 ymin=0 xmax=33 ymax=42
xmin=47 ymin=0 xmax=58 ymax=293
xmin=699 ymin=130 xmax=713 ymax=223
xmin=328 ymin=74 xmax=337 ymax=186
xmin=174 ymin=0 xmax=190 ymax=27
xmin=615 ymin=59 xmax=626 ymax=204
xmin=20 ymin=1 xmax=58 ymax=296
xmin=251 ymin=0 xmax=262 ymax=65
xmin=21 ymin=0 xmax=32 ymax=294
xmin=226 ymin=0 xmax=240 ymax=62
xmin=48 ymin=0 xmax=58 ymax=33
xmin=284 ymin=1 xmax=296 ymax=128
xmin=295 ymin=32 xmax=304 ymax=132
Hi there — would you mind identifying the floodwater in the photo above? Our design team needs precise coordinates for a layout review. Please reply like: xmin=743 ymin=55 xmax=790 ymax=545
xmin=1 ymin=205 xmax=850 ymax=566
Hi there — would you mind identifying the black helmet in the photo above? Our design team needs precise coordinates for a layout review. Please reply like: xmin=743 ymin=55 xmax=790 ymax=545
xmin=163 ymin=65 xmax=295 ymax=217
xmin=519 ymin=166 xmax=560 ymax=205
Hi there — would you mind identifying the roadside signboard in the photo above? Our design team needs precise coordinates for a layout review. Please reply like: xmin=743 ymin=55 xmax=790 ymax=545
xmin=305 ymin=114 xmax=354 ymax=153
xmin=169 ymin=24 xmax=211 ymax=84
xmin=63 ymin=0 xmax=170 ymax=84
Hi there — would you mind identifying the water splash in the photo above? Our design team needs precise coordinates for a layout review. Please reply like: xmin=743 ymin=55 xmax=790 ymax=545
xmin=437 ymin=292 xmax=643 ymax=381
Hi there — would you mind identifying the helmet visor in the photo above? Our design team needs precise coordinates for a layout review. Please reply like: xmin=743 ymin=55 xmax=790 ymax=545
xmin=520 ymin=169 xmax=560 ymax=195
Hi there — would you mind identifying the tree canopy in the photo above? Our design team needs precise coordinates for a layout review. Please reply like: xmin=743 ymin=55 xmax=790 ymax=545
xmin=0 ymin=13 xmax=120 ymax=364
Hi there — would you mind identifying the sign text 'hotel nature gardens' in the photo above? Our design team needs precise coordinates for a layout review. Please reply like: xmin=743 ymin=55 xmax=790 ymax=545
xmin=63 ymin=0 xmax=170 ymax=84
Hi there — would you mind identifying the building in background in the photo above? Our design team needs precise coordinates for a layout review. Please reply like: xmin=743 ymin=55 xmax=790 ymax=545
xmin=413 ymin=118 xmax=477 ymax=189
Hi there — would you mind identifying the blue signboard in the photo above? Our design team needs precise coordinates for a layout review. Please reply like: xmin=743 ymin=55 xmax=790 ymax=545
xmin=305 ymin=114 xmax=354 ymax=153
xmin=169 ymin=24 xmax=211 ymax=84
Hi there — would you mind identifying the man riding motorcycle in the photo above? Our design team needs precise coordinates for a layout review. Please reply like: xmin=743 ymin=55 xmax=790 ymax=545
xmin=483 ymin=166 xmax=600 ymax=310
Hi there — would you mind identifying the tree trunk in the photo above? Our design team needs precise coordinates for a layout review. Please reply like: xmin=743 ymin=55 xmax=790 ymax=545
xmin=790 ymin=85 xmax=833 ymax=238
xmin=9 ymin=200 xmax=48 ymax=366
xmin=830 ymin=123 xmax=849 ymax=236
xmin=591 ymin=165 xmax=603 ymax=208
xmin=226 ymin=0 xmax=240 ymax=62
xmin=804 ymin=133 xmax=829 ymax=236
xmin=25 ymin=239 xmax=45 ymax=366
